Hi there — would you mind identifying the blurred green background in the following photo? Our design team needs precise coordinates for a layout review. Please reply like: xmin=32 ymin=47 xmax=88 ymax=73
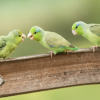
xmin=0 ymin=0 xmax=100 ymax=100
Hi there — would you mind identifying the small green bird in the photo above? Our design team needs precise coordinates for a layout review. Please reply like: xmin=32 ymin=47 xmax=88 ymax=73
xmin=72 ymin=21 xmax=100 ymax=52
xmin=27 ymin=26 xmax=79 ymax=58
xmin=0 ymin=30 xmax=26 ymax=59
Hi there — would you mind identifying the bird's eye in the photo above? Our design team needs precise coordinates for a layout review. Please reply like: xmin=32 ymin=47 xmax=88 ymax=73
xmin=75 ymin=26 xmax=78 ymax=29
xmin=34 ymin=32 xmax=37 ymax=34
xmin=19 ymin=35 xmax=21 ymax=37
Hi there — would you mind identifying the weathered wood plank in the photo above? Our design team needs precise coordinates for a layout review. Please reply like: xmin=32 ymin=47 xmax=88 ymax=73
xmin=0 ymin=48 xmax=100 ymax=98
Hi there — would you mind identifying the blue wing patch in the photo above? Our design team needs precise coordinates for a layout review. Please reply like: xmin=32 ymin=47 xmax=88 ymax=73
xmin=49 ymin=45 xmax=66 ymax=48
xmin=49 ymin=45 xmax=55 ymax=48
xmin=60 ymin=46 xmax=65 ymax=47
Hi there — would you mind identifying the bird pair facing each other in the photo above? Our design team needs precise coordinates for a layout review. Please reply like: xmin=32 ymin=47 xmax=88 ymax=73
xmin=0 ymin=26 xmax=79 ymax=59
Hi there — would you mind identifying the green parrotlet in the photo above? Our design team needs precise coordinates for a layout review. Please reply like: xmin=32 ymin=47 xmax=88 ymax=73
xmin=0 ymin=30 xmax=26 ymax=59
xmin=72 ymin=21 xmax=100 ymax=52
xmin=27 ymin=26 xmax=79 ymax=58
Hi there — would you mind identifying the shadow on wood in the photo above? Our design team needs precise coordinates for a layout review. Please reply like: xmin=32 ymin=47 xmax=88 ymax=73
xmin=0 ymin=48 xmax=100 ymax=98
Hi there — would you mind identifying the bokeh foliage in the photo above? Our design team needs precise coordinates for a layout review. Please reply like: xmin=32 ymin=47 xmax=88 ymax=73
xmin=0 ymin=0 xmax=100 ymax=100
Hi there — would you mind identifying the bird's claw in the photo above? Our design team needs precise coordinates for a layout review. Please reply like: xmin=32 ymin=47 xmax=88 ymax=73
xmin=92 ymin=46 xmax=98 ymax=52
xmin=49 ymin=51 xmax=54 ymax=58
xmin=64 ymin=51 xmax=69 ymax=55
xmin=66 ymin=51 xmax=69 ymax=55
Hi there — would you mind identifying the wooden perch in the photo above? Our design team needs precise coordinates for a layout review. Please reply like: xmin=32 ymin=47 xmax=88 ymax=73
xmin=0 ymin=48 xmax=100 ymax=98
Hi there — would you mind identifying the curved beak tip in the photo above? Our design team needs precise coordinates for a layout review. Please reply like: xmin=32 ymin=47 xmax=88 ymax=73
xmin=27 ymin=33 xmax=34 ymax=40
xmin=22 ymin=34 xmax=26 ymax=41
xmin=72 ymin=30 xmax=77 ymax=35
xmin=27 ymin=33 xmax=32 ymax=38
xmin=22 ymin=34 xmax=26 ymax=38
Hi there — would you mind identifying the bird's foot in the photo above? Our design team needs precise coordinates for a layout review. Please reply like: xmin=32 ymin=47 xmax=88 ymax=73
xmin=64 ymin=51 xmax=69 ymax=55
xmin=49 ymin=51 xmax=54 ymax=58
xmin=92 ymin=46 xmax=98 ymax=52
xmin=66 ymin=51 xmax=69 ymax=55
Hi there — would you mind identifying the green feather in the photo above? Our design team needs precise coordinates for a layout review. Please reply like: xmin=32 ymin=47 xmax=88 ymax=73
xmin=0 ymin=30 xmax=25 ymax=59
xmin=72 ymin=21 xmax=100 ymax=46
xmin=29 ymin=26 xmax=79 ymax=54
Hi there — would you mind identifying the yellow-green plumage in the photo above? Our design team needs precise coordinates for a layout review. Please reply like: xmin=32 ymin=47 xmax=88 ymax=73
xmin=0 ymin=30 xmax=26 ymax=59
xmin=28 ymin=26 xmax=79 ymax=54
xmin=72 ymin=21 xmax=100 ymax=47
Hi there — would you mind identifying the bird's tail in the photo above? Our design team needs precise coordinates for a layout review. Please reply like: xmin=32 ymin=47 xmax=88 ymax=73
xmin=68 ymin=44 xmax=79 ymax=51
xmin=69 ymin=47 xmax=79 ymax=51
xmin=63 ymin=46 xmax=79 ymax=51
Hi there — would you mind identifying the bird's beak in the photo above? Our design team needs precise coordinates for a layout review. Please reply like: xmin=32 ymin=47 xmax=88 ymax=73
xmin=22 ymin=34 xmax=26 ymax=41
xmin=27 ymin=33 xmax=34 ymax=40
xmin=72 ymin=30 xmax=78 ymax=35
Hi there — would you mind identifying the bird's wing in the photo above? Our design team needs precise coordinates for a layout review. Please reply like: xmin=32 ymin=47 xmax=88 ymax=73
xmin=44 ymin=31 xmax=75 ymax=48
xmin=89 ymin=24 xmax=100 ymax=37
xmin=0 ymin=38 xmax=6 ymax=49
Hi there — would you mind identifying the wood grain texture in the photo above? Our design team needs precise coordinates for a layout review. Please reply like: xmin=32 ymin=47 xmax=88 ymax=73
xmin=0 ymin=48 xmax=100 ymax=98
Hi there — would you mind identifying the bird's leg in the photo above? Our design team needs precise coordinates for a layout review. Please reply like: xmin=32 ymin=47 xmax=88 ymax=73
xmin=65 ymin=50 xmax=69 ymax=55
xmin=92 ymin=46 xmax=98 ymax=52
xmin=66 ymin=51 xmax=69 ymax=55
xmin=49 ymin=51 xmax=54 ymax=58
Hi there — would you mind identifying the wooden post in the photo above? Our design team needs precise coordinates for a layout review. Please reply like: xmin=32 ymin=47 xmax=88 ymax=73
xmin=0 ymin=48 xmax=100 ymax=98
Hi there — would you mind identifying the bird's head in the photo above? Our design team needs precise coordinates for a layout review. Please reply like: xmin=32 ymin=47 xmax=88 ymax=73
xmin=8 ymin=30 xmax=26 ymax=45
xmin=72 ymin=21 xmax=87 ymax=35
xmin=27 ymin=26 xmax=44 ymax=41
